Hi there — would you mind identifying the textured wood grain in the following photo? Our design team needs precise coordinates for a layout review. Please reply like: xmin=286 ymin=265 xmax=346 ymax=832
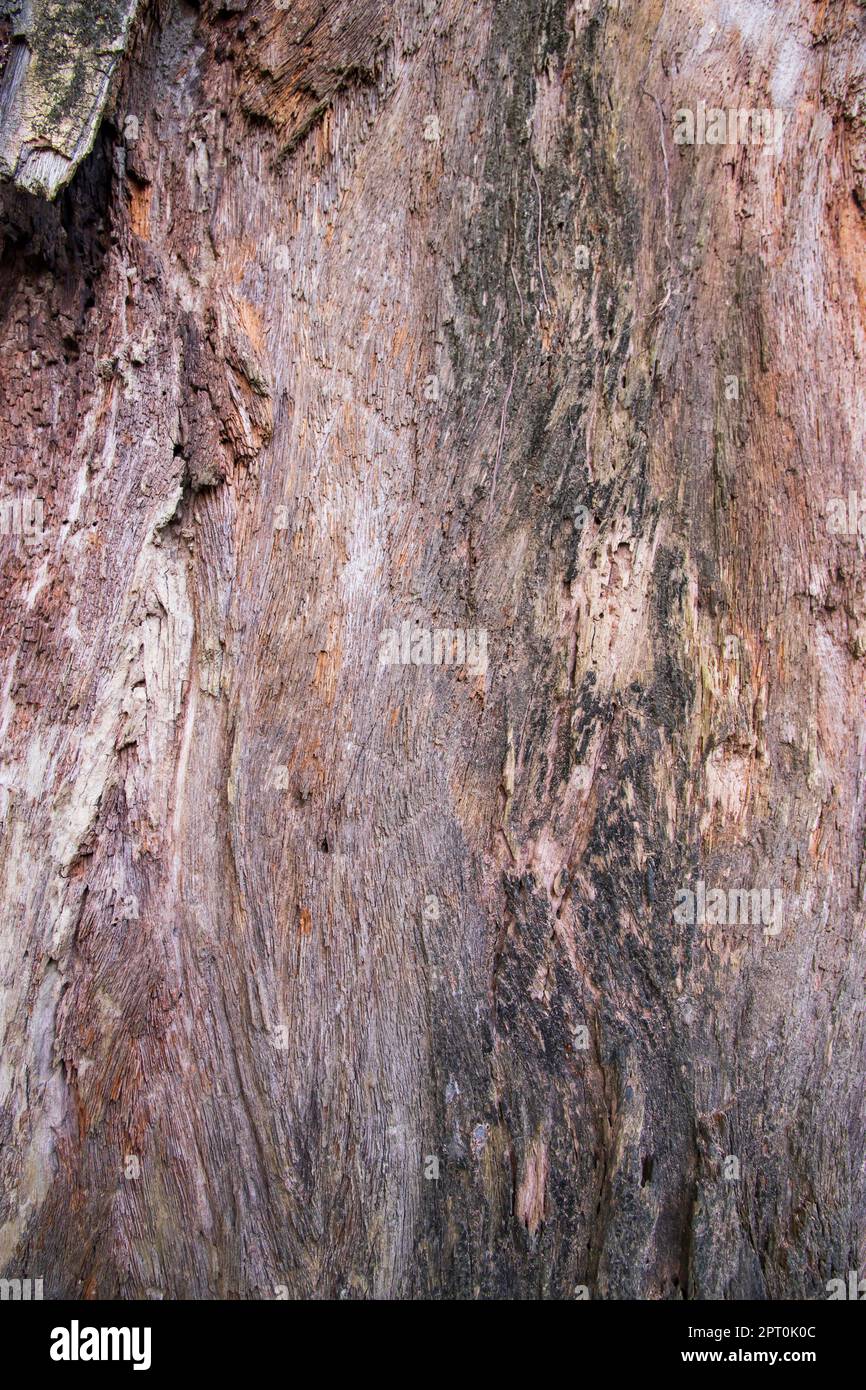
xmin=0 ymin=0 xmax=864 ymax=1299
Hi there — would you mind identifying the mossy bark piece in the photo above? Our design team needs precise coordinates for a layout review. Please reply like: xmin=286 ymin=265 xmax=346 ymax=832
xmin=0 ymin=0 xmax=139 ymax=199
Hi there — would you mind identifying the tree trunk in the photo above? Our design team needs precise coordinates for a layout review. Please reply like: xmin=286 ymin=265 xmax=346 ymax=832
xmin=0 ymin=0 xmax=864 ymax=1300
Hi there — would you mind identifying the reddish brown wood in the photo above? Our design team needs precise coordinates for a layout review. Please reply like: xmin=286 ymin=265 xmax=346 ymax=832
xmin=0 ymin=0 xmax=864 ymax=1299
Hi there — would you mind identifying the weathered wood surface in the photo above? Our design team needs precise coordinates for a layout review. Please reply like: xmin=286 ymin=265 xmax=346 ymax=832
xmin=0 ymin=0 xmax=864 ymax=1299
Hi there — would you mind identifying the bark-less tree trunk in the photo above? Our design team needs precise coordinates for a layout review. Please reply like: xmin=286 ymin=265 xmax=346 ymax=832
xmin=0 ymin=0 xmax=863 ymax=1301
